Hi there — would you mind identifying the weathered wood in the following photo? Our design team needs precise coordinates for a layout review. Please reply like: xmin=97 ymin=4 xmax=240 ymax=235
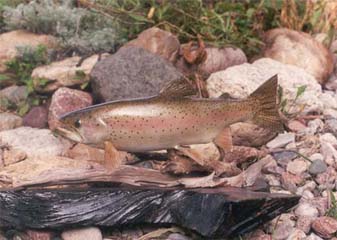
xmin=0 ymin=187 xmax=300 ymax=238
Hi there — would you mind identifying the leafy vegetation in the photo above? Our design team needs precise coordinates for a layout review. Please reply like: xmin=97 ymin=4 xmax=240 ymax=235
xmin=4 ymin=44 xmax=49 ymax=115
xmin=2 ymin=0 xmax=124 ymax=55
xmin=0 ymin=0 xmax=25 ymax=32
xmin=83 ymin=0 xmax=336 ymax=57
xmin=278 ymin=84 xmax=307 ymax=117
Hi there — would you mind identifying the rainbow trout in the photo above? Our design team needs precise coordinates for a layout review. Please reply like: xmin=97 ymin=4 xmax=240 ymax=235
xmin=56 ymin=75 xmax=283 ymax=152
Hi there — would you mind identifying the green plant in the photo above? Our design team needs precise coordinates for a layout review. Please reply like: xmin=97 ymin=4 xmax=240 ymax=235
xmin=278 ymin=84 xmax=307 ymax=117
xmin=4 ymin=44 xmax=49 ymax=115
xmin=0 ymin=0 xmax=26 ymax=32
xmin=88 ymin=0 xmax=283 ymax=57
xmin=326 ymin=191 xmax=337 ymax=219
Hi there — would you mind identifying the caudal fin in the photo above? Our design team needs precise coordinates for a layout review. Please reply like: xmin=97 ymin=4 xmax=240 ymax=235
xmin=249 ymin=75 xmax=284 ymax=132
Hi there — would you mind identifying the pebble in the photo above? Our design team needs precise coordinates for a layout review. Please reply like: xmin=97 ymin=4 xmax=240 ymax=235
xmin=309 ymin=159 xmax=327 ymax=175
xmin=61 ymin=227 xmax=102 ymax=240
xmin=324 ymin=109 xmax=337 ymax=119
xmin=320 ymin=133 xmax=337 ymax=145
xmin=294 ymin=202 xmax=319 ymax=217
xmin=286 ymin=229 xmax=306 ymax=240
xmin=272 ymin=221 xmax=295 ymax=240
xmin=310 ymin=153 xmax=324 ymax=161
xmin=286 ymin=159 xmax=308 ymax=175
xmin=267 ymin=133 xmax=295 ymax=149
xmin=0 ymin=112 xmax=22 ymax=131
xmin=167 ymin=233 xmax=191 ymax=240
xmin=302 ymin=190 xmax=315 ymax=200
xmin=325 ymin=119 xmax=337 ymax=137
xmin=312 ymin=216 xmax=337 ymax=239
xmin=288 ymin=120 xmax=306 ymax=132
xmin=26 ymin=230 xmax=53 ymax=240
xmin=320 ymin=142 xmax=337 ymax=166
xmin=305 ymin=233 xmax=323 ymax=240
xmin=296 ymin=181 xmax=317 ymax=195
xmin=265 ymin=174 xmax=281 ymax=187
xmin=296 ymin=216 xmax=314 ymax=234
xmin=300 ymin=119 xmax=324 ymax=136
xmin=272 ymin=150 xmax=297 ymax=167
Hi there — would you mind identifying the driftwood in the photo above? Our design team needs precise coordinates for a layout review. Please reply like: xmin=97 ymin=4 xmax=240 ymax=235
xmin=0 ymin=186 xmax=300 ymax=238
xmin=4 ymin=155 xmax=274 ymax=189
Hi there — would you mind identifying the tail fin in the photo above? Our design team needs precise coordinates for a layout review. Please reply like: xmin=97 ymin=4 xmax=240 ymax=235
xmin=249 ymin=75 xmax=284 ymax=132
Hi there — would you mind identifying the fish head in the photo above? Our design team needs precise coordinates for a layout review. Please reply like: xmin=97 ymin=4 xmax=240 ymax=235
xmin=55 ymin=109 xmax=109 ymax=145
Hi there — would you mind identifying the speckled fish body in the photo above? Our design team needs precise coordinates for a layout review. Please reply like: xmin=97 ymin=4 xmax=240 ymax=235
xmin=59 ymin=97 xmax=253 ymax=152
xmin=56 ymin=75 xmax=282 ymax=152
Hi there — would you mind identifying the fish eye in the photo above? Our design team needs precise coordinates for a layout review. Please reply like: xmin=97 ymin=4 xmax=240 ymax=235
xmin=74 ymin=119 xmax=81 ymax=128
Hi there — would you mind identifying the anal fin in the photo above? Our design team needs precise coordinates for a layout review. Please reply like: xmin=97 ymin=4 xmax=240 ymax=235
xmin=214 ymin=128 xmax=233 ymax=154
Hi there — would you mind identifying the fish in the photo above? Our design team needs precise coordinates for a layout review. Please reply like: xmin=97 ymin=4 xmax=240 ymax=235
xmin=55 ymin=75 xmax=283 ymax=153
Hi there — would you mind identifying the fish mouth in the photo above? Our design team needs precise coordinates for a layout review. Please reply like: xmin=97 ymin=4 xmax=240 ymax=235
xmin=54 ymin=126 xmax=83 ymax=143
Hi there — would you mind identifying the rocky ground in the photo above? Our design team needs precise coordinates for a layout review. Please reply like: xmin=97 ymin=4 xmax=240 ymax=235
xmin=0 ymin=9 xmax=337 ymax=240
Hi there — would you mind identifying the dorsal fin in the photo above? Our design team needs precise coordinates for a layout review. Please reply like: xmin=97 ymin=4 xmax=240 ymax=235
xmin=219 ymin=93 xmax=238 ymax=100
xmin=159 ymin=77 xmax=197 ymax=98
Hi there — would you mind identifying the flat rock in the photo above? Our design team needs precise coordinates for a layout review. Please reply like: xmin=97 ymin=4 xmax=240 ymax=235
xmin=0 ymin=187 xmax=299 ymax=238
xmin=90 ymin=46 xmax=183 ymax=102
xmin=0 ymin=156 xmax=98 ymax=187
xmin=61 ymin=227 xmax=102 ymax=240
xmin=0 ymin=112 xmax=22 ymax=131
xmin=267 ymin=133 xmax=295 ymax=149
xmin=0 ymin=30 xmax=57 ymax=72
xmin=48 ymin=87 xmax=92 ymax=130
xmin=23 ymin=106 xmax=48 ymax=128
xmin=0 ymin=127 xmax=71 ymax=159
xmin=31 ymin=54 xmax=107 ymax=93
xmin=124 ymin=27 xmax=180 ymax=63
xmin=263 ymin=28 xmax=333 ymax=84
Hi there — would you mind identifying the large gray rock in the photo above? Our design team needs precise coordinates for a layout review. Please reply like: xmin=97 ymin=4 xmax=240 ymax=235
xmin=90 ymin=46 xmax=184 ymax=102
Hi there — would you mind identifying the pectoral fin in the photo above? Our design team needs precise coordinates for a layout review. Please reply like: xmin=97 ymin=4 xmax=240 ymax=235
xmin=104 ymin=141 xmax=122 ymax=170
xmin=214 ymin=128 xmax=233 ymax=153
